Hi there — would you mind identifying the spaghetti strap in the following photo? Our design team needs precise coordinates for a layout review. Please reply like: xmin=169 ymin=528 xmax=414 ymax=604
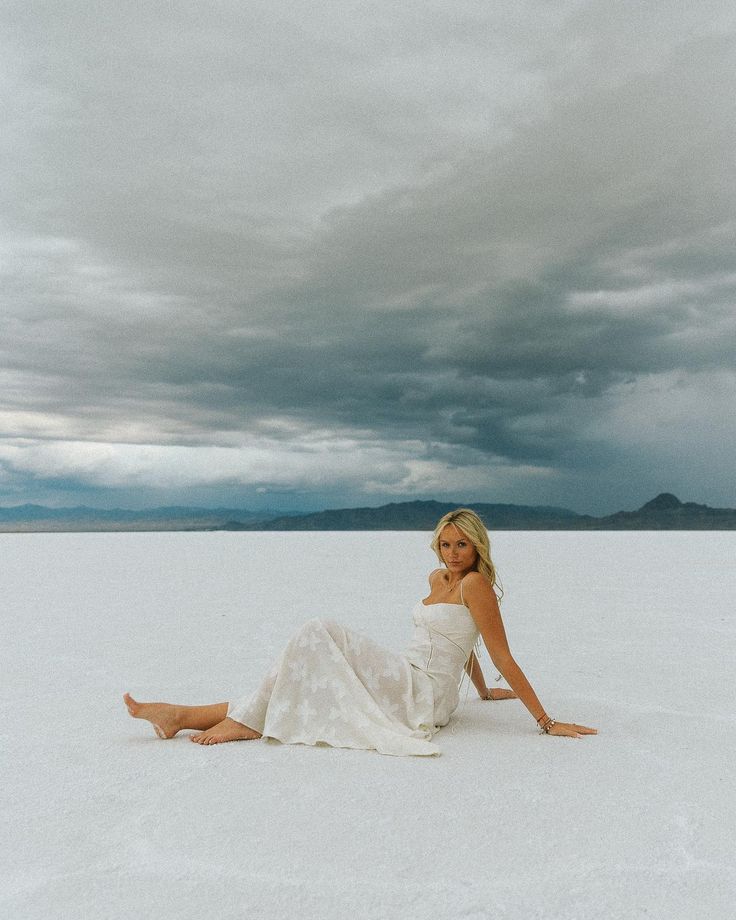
xmin=460 ymin=576 xmax=466 ymax=607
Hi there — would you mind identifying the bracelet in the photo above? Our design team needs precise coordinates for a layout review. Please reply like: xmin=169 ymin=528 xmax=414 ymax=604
xmin=537 ymin=715 xmax=556 ymax=734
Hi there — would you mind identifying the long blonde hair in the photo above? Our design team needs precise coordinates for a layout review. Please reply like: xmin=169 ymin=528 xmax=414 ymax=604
xmin=430 ymin=507 xmax=503 ymax=599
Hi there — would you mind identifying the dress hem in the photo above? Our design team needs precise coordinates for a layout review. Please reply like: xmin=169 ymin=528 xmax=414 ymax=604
xmin=259 ymin=732 xmax=442 ymax=757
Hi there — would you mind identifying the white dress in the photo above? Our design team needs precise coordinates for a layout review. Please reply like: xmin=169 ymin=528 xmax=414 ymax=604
xmin=227 ymin=594 xmax=481 ymax=757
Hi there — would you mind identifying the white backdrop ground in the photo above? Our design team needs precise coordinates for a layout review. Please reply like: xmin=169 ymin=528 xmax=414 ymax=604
xmin=1 ymin=531 xmax=734 ymax=920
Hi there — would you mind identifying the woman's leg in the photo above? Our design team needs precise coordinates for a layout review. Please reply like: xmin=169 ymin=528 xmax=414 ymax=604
xmin=124 ymin=693 xmax=228 ymax=738
xmin=123 ymin=693 xmax=261 ymax=743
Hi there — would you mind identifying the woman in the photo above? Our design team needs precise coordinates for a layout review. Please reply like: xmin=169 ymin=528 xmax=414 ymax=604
xmin=124 ymin=508 xmax=596 ymax=755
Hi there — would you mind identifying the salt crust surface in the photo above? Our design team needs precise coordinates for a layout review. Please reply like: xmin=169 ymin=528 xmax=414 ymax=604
xmin=1 ymin=531 xmax=734 ymax=920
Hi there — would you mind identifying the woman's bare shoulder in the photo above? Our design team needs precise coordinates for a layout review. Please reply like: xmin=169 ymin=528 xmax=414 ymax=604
xmin=462 ymin=571 xmax=493 ymax=595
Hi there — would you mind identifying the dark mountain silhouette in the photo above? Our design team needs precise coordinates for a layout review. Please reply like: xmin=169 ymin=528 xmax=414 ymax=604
xmin=230 ymin=500 xmax=581 ymax=531
xmin=1 ymin=493 xmax=734 ymax=531
xmin=224 ymin=493 xmax=736 ymax=531
xmin=594 ymin=493 xmax=736 ymax=529
xmin=639 ymin=492 xmax=682 ymax=511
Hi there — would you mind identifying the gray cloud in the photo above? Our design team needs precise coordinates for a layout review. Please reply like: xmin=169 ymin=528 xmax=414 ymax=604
xmin=1 ymin=1 xmax=735 ymax=512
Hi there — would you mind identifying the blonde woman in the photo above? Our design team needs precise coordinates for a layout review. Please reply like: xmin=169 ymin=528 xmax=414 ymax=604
xmin=124 ymin=508 xmax=596 ymax=755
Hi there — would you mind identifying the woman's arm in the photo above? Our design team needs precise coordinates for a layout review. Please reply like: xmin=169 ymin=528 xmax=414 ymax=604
xmin=462 ymin=572 xmax=597 ymax=738
xmin=463 ymin=573 xmax=545 ymax=718
xmin=464 ymin=650 xmax=517 ymax=700
xmin=464 ymin=650 xmax=488 ymax=697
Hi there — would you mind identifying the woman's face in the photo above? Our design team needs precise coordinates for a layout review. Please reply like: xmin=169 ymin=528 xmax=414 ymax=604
xmin=439 ymin=524 xmax=478 ymax=576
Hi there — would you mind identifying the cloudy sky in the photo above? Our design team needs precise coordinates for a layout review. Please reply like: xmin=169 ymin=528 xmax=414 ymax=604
xmin=2 ymin=1 xmax=735 ymax=514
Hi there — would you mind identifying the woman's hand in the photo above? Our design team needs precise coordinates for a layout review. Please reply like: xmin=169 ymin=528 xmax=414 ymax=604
xmin=481 ymin=688 xmax=517 ymax=701
xmin=545 ymin=720 xmax=598 ymax=738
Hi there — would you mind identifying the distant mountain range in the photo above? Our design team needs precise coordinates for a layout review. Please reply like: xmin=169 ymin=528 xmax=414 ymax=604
xmin=0 ymin=493 xmax=734 ymax=531
xmin=223 ymin=493 xmax=736 ymax=530
xmin=0 ymin=505 xmax=277 ymax=532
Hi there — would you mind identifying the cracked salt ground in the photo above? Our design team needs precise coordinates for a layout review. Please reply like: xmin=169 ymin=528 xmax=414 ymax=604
xmin=1 ymin=531 xmax=734 ymax=919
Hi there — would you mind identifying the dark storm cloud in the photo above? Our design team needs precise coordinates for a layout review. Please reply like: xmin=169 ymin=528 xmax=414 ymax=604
xmin=1 ymin=1 xmax=735 ymax=511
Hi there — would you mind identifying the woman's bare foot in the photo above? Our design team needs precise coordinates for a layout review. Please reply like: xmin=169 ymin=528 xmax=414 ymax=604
xmin=485 ymin=688 xmax=517 ymax=701
xmin=123 ymin=692 xmax=182 ymax=739
xmin=190 ymin=718 xmax=262 ymax=745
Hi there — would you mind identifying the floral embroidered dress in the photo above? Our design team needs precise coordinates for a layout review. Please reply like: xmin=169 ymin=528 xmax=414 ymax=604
xmin=227 ymin=588 xmax=480 ymax=757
